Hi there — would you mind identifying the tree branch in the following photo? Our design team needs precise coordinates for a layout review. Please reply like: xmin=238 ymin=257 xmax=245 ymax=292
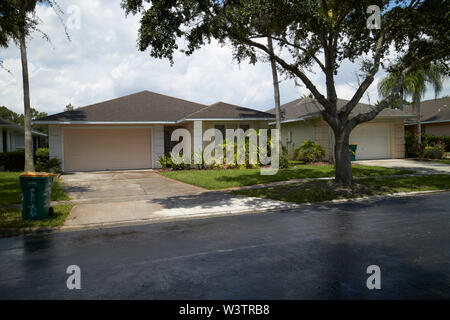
xmin=242 ymin=37 xmax=331 ymax=110
xmin=350 ymin=50 xmax=447 ymax=126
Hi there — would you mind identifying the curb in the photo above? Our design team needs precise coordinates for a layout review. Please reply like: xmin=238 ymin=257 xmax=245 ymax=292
xmin=1 ymin=189 xmax=448 ymax=238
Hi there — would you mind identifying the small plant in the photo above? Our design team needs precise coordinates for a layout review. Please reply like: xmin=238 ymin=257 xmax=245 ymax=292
xmin=423 ymin=141 xmax=446 ymax=159
xmin=34 ymin=148 xmax=61 ymax=173
xmin=157 ymin=155 xmax=173 ymax=169
xmin=295 ymin=141 xmax=325 ymax=163
xmin=279 ymin=146 xmax=289 ymax=169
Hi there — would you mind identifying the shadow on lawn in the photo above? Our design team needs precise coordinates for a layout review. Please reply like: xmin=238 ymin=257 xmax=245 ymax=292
xmin=148 ymin=190 xmax=268 ymax=210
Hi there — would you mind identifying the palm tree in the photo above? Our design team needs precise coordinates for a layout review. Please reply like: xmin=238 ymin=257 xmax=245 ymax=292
xmin=267 ymin=36 xmax=282 ymax=153
xmin=1 ymin=1 xmax=67 ymax=171
xmin=378 ymin=64 xmax=446 ymax=143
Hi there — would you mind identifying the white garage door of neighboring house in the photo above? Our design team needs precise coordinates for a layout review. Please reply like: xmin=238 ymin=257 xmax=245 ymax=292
xmin=64 ymin=128 xmax=151 ymax=172
xmin=349 ymin=123 xmax=391 ymax=160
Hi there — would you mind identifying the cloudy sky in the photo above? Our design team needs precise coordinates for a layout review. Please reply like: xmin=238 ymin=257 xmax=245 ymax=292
xmin=0 ymin=0 xmax=448 ymax=116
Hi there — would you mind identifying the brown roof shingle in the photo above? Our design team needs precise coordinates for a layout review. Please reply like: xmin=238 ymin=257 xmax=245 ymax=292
xmin=36 ymin=91 xmax=207 ymax=122
xmin=266 ymin=98 xmax=414 ymax=121
xmin=35 ymin=91 xmax=274 ymax=123
xmin=404 ymin=97 xmax=450 ymax=123
xmin=186 ymin=102 xmax=275 ymax=120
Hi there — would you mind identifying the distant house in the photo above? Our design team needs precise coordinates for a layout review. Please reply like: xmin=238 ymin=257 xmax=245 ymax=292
xmin=404 ymin=97 xmax=450 ymax=137
xmin=0 ymin=118 xmax=47 ymax=153
xmin=266 ymin=98 xmax=415 ymax=161
xmin=34 ymin=91 xmax=275 ymax=172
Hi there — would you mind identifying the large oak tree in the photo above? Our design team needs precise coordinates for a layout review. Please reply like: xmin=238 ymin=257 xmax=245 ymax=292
xmin=122 ymin=0 xmax=449 ymax=185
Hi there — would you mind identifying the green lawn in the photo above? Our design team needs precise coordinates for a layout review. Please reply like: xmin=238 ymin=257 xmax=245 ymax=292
xmin=430 ymin=159 xmax=450 ymax=165
xmin=160 ymin=164 xmax=413 ymax=190
xmin=232 ymin=174 xmax=450 ymax=204
xmin=0 ymin=172 xmax=70 ymax=206
xmin=0 ymin=204 xmax=73 ymax=229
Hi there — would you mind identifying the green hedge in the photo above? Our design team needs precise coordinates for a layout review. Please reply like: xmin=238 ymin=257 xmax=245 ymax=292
xmin=405 ymin=131 xmax=450 ymax=158
xmin=35 ymin=147 xmax=61 ymax=173
xmin=0 ymin=150 xmax=25 ymax=171
xmin=422 ymin=134 xmax=450 ymax=152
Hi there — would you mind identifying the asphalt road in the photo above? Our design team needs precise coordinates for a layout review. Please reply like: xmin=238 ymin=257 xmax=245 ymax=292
xmin=0 ymin=192 xmax=449 ymax=299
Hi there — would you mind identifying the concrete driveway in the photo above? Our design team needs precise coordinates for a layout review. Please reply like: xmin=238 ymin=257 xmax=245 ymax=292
xmin=61 ymin=170 xmax=298 ymax=227
xmin=354 ymin=159 xmax=450 ymax=174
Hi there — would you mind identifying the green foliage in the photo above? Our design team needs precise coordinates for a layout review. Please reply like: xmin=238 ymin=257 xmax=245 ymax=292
xmin=157 ymin=155 xmax=173 ymax=169
xmin=405 ymin=131 xmax=450 ymax=158
xmin=34 ymin=147 xmax=61 ymax=173
xmin=423 ymin=141 xmax=446 ymax=159
xmin=378 ymin=63 xmax=447 ymax=107
xmin=295 ymin=141 xmax=325 ymax=163
xmin=422 ymin=133 xmax=450 ymax=152
xmin=0 ymin=106 xmax=21 ymax=122
xmin=0 ymin=150 xmax=24 ymax=171
xmin=279 ymin=146 xmax=289 ymax=169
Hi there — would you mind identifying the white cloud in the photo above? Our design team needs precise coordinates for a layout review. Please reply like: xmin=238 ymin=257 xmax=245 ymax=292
xmin=0 ymin=0 xmax=448 ymax=116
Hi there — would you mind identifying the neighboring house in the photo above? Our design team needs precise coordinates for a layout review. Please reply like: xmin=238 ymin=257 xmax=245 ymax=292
xmin=404 ymin=97 xmax=450 ymax=137
xmin=34 ymin=91 xmax=275 ymax=172
xmin=266 ymin=98 xmax=415 ymax=161
xmin=0 ymin=118 xmax=47 ymax=153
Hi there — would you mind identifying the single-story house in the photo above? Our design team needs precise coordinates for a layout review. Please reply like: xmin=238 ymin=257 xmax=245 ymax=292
xmin=404 ymin=97 xmax=450 ymax=136
xmin=266 ymin=98 xmax=415 ymax=161
xmin=0 ymin=118 xmax=47 ymax=153
xmin=34 ymin=91 xmax=275 ymax=172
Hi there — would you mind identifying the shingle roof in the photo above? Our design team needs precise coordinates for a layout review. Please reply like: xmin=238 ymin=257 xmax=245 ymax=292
xmin=34 ymin=91 xmax=274 ymax=123
xmin=404 ymin=97 xmax=450 ymax=123
xmin=266 ymin=98 xmax=414 ymax=121
xmin=185 ymin=102 xmax=275 ymax=120
xmin=36 ymin=91 xmax=207 ymax=123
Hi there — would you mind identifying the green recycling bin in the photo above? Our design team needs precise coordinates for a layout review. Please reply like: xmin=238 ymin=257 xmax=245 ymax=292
xmin=349 ymin=144 xmax=357 ymax=162
xmin=20 ymin=172 xmax=55 ymax=220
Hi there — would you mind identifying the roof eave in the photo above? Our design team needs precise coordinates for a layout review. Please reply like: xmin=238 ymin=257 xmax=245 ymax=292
xmin=184 ymin=117 xmax=275 ymax=121
xmin=32 ymin=120 xmax=178 ymax=125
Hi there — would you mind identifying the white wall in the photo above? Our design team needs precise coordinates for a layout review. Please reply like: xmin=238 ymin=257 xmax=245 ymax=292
xmin=152 ymin=125 xmax=164 ymax=168
xmin=281 ymin=120 xmax=316 ymax=158
xmin=48 ymin=125 xmax=63 ymax=168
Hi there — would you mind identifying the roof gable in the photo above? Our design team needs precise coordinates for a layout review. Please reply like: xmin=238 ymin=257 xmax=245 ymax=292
xmin=404 ymin=97 xmax=450 ymax=123
xmin=36 ymin=91 xmax=207 ymax=123
xmin=267 ymin=98 xmax=414 ymax=121
xmin=35 ymin=92 xmax=274 ymax=123
xmin=185 ymin=102 xmax=275 ymax=120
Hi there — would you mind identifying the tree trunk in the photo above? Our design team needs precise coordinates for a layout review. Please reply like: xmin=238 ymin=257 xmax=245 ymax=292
xmin=267 ymin=36 xmax=282 ymax=149
xmin=20 ymin=36 xmax=35 ymax=172
xmin=415 ymin=96 xmax=422 ymax=144
xmin=334 ymin=130 xmax=352 ymax=186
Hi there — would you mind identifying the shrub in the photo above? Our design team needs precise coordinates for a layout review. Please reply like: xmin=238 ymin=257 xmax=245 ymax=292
xmin=0 ymin=150 xmax=24 ymax=171
xmin=279 ymin=147 xmax=289 ymax=169
xmin=295 ymin=141 xmax=325 ymax=163
xmin=422 ymin=133 xmax=450 ymax=152
xmin=405 ymin=131 xmax=449 ymax=158
xmin=423 ymin=141 xmax=446 ymax=159
xmin=157 ymin=155 xmax=173 ymax=169
xmin=34 ymin=147 xmax=61 ymax=173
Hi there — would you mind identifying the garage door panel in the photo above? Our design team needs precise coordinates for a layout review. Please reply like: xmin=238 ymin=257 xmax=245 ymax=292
xmin=350 ymin=123 xmax=390 ymax=160
xmin=64 ymin=128 xmax=151 ymax=171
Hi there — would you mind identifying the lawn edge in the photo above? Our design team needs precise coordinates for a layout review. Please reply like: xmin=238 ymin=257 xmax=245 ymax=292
xmin=1 ymin=188 xmax=448 ymax=238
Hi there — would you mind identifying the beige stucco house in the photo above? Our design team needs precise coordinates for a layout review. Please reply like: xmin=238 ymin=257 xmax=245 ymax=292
xmin=267 ymin=98 xmax=415 ymax=161
xmin=34 ymin=91 xmax=274 ymax=172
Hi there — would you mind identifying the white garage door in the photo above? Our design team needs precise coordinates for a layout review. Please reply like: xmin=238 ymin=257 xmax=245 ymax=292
xmin=64 ymin=128 xmax=151 ymax=172
xmin=349 ymin=123 xmax=391 ymax=160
